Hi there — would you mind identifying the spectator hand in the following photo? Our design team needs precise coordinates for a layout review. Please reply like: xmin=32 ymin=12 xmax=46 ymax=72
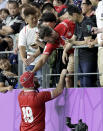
xmin=3 ymin=71 xmax=17 ymax=77
xmin=14 ymin=47 xmax=19 ymax=54
xmin=91 ymin=27 xmax=98 ymax=34
xmin=26 ymin=54 xmax=35 ymax=64
xmin=62 ymin=43 xmax=72 ymax=64
xmin=62 ymin=51 xmax=68 ymax=65
xmin=87 ymin=39 xmax=95 ymax=48
xmin=65 ymin=39 xmax=74 ymax=44
xmin=23 ymin=55 xmax=35 ymax=66
xmin=22 ymin=58 xmax=31 ymax=66
xmin=7 ymin=86 xmax=13 ymax=91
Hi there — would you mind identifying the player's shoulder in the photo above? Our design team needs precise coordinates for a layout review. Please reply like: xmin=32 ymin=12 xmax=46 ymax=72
xmin=62 ymin=19 xmax=74 ymax=24
xmin=37 ymin=91 xmax=51 ymax=98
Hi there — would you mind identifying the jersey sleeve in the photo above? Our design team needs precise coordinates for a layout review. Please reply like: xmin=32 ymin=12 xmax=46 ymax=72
xmin=43 ymin=43 xmax=58 ymax=55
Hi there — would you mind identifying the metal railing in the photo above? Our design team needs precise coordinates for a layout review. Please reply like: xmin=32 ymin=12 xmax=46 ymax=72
xmin=0 ymin=44 xmax=101 ymax=88
xmin=45 ymin=44 xmax=101 ymax=88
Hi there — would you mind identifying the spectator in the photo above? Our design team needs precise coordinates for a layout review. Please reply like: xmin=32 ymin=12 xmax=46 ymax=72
xmin=89 ymin=0 xmax=103 ymax=87
xmin=32 ymin=10 xmax=75 ymax=72
xmin=40 ymin=11 xmax=75 ymax=87
xmin=19 ymin=3 xmax=32 ymax=31
xmin=39 ymin=12 xmax=58 ymax=87
xmin=38 ymin=25 xmax=74 ymax=88
xmin=32 ymin=9 xmax=75 ymax=88
xmin=0 ymin=1 xmax=23 ymax=49
xmin=18 ymin=69 xmax=67 ymax=131
xmin=0 ymin=56 xmax=17 ymax=93
xmin=18 ymin=6 xmax=42 ymax=85
xmin=63 ymin=4 xmax=97 ymax=87
xmin=0 ymin=8 xmax=9 ymax=24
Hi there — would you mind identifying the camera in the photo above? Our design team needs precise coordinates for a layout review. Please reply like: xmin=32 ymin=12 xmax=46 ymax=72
xmin=66 ymin=117 xmax=88 ymax=131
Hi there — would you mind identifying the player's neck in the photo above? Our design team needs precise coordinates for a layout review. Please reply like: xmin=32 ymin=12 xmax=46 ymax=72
xmin=23 ymin=87 xmax=35 ymax=91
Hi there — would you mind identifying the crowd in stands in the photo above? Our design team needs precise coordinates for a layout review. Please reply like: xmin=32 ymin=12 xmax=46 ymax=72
xmin=0 ymin=0 xmax=103 ymax=91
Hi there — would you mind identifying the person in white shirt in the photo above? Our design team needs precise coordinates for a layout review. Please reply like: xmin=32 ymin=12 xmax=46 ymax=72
xmin=18 ymin=6 xmax=42 ymax=85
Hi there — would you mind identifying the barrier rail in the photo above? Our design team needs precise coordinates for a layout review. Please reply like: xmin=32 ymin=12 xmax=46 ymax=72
xmin=0 ymin=44 xmax=100 ymax=88
xmin=45 ymin=44 xmax=99 ymax=88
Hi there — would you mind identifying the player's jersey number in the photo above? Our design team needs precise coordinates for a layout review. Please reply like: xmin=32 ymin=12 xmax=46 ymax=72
xmin=22 ymin=107 xmax=34 ymax=123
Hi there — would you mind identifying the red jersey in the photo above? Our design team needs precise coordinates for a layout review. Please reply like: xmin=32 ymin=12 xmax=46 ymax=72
xmin=43 ymin=19 xmax=75 ymax=55
xmin=18 ymin=90 xmax=51 ymax=131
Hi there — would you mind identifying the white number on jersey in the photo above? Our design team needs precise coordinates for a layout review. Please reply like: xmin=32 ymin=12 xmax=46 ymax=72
xmin=22 ymin=107 xmax=34 ymax=123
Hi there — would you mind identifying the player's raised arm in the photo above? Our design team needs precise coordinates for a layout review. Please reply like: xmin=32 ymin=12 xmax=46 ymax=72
xmin=51 ymin=69 xmax=67 ymax=98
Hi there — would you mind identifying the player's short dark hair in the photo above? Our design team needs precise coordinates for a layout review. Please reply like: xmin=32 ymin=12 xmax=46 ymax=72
xmin=56 ymin=0 xmax=66 ymax=4
xmin=39 ymin=26 xmax=53 ymax=39
xmin=40 ymin=12 xmax=56 ymax=22
xmin=41 ymin=3 xmax=55 ymax=12
xmin=67 ymin=4 xmax=81 ymax=16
